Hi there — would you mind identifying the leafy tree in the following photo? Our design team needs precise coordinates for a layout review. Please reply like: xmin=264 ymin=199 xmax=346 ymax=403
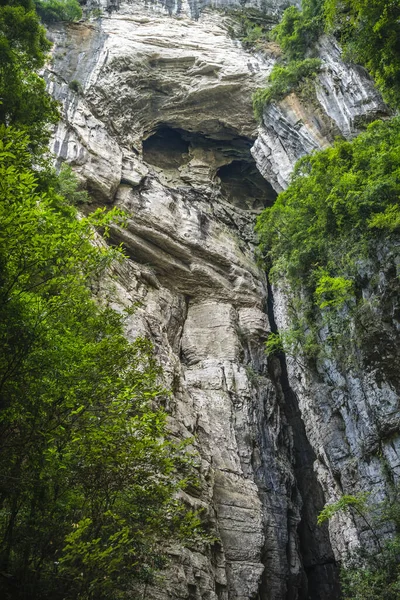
xmin=257 ymin=116 xmax=400 ymax=295
xmin=0 ymin=2 xmax=205 ymax=598
xmin=271 ymin=0 xmax=325 ymax=60
xmin=0 ymin=0 xmax=59 ymax=150
xmin=256 ymin=117 xmax=400 ymax=363
xmin=0 ymin=126 xmax=201 ymax=600
xmin=34 ymin=0 xmax=82 ymax=23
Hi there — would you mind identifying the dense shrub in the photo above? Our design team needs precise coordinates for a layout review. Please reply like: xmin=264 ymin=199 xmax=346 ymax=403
xmin=324 ymin=0 xmax=400 ymax=109
xmin=272 ymin=0 xmax=325 ymax=60
xmin=253 ymin=58 xmax=321 ymax=120
xmin=34 ymin=0 xmax=82 ymax=23
xmin=257 ymin=117 xmax=400 ymax=293
xmin=0 ymin=0 xmax=59 ymax=150
xmin=253 ymin=0 xmax=400 ymax=119
xmin=257 ymin=117 xmax=400 ymax=359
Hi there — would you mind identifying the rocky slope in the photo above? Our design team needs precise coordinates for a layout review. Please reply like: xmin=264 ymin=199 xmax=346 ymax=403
xmin=45 ymin=1 xmax=397 ymax=598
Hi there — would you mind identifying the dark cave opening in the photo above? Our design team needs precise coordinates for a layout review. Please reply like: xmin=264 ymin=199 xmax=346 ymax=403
xmin=142 ymin=125 xmax=277 ymax=210
xmin=142 ymin=127 xmax=190 ymax=170
xmin=217 ymin=160 xmax=277 ymax=211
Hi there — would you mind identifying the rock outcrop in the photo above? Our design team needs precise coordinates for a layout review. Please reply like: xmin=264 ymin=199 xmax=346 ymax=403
xmin=45 ymin=1 xmax=397 ymax=598
xmin=252 ymin=35 xmax=388 ymax=191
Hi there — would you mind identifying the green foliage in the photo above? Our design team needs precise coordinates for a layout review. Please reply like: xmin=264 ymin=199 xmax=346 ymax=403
xmin=253 ymin=58 xmax=321 ymax=119
xmin=368 ymin=204 xmax=400 ymax=232
xmin=34 ymin=0 xmax=82 ymax=23
xmin=226 ymin=8 xmax=277 ymax=50
xmin=257 ymin=116 xmax=400 ymax=293
xmin=265 ymin=332 xmax=284 ymax=356
xmin=55 ymin=162 xmax=89 ymax=205
xmin=271 ymin=0 xmax=400 ymax=108
xmin=257 ymin=117 xmax=400 ymax=360
xmin=317 ymin=493 xmax=370 ymax=525
xmin=272 ymin=0 xmax=325 ymax=61
xmin=0 ymin=0 xmax=49 ymax=67
xmin=0 ymin=3 xmax=206 ymax=598
xmin=69 ymin=78 xmax=82 ymax=93
xmin=0 ymin=0 xmax=59 ymax=150
xmin=89 ymin=7 xmax=103 ymax=19
xmin=250 ymin=0 xmax=324 ymax=119
xmin=324 ymin=0 xmax=400 ymax=108
xmin=318 ymin=491 xmax=400 ymax=599
xmin=0 ymin=127 xmax=202 ymax=600
xmin=265 ymin=326 xmax=320 ymax=362
xmin=340 ymin=540 xmax=400 ymax=600
xmin=314 ymin=271 xmax=354 ymax=309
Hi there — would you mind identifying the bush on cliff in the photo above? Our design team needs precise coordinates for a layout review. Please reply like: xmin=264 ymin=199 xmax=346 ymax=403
xmin=34 ymin=0 xmax=82 ymax=23
xmin=324 ymin=0 xmax=400 ymax=109
xmin=319 ymin=493 xmax=400 ymax=600
xmin=257 ymin=116 xmax=400 ymax=296
xmin=257 ymin=117 xmax=400 ymax=361
xmin=252 ymin=58 xmax=321 ymax=120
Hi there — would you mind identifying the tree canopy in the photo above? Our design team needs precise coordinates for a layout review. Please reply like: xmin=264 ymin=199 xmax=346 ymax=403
xmin=34 ymin=0 xmax=82 ymax=24
xmin=0 ymin=2 xmax=203 ymax=598
xmin=0 ymin=0 xmax=59 ymax=150
xmin=257 ymin=117 xmax=400 ymax=298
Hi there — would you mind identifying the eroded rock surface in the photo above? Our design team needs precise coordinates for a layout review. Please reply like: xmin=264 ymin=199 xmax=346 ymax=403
xmin=46 ymin=1 xmax=396 ymax=598
xmin=252 ymin=35 xmax=389 ymax=191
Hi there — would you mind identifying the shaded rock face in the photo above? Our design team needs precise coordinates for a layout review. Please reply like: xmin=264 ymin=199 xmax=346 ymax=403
xmin=46 ymin=2 xmax=394 ymax=598
xmin=250 ymin=33 xmax=399 ymax=564
xmin=272 ymin=253 xmax=400 ymax=561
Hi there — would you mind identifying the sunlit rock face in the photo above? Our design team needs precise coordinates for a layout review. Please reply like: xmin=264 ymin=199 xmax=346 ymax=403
xmin=46 ymin=1 xmax=396 ymax=598
xmin=46 ymin=5 xmax=313 ymax=598
xmin=251 ymin=35 xmax=388 ymax=191
xmin=85 ymin=0 xmax=301 ymax=20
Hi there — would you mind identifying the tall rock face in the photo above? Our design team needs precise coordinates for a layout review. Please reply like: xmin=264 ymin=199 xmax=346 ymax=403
xmin=45 ymin=2 xmax=395 ymax=598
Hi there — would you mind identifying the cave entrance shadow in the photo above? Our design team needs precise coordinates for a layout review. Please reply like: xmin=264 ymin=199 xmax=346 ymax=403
xmin=142 ymin=124 xmax=277 ymax=209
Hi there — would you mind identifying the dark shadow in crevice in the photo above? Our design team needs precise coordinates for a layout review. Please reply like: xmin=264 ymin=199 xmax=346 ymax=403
xmin=217 ymin=160 xmax=277 ymax=210
xmin=142 ymin=127 xmax=190 ymax=170
xmin=142 ymin=124 xmax=277 ymax=210
xmin=264 ymin=277 xmax=341 ymax=600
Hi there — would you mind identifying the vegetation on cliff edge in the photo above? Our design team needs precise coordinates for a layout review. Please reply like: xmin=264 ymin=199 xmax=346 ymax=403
xmin=259 ymin=116 xmax=400 ymax=362
xmin=252 ymin=0 xmax=400 ymax=119
xmin=319 ymin=492 xmax=400 ymax=599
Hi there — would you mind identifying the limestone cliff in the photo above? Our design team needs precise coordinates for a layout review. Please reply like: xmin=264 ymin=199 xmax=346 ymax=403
xmin=45 ymin=1 xmax=397 ymax=598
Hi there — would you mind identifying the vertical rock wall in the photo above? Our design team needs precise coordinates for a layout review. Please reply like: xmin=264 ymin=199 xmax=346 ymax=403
xmin=250 ymin=31 xmax=399 ymax=564
xmin=45 ymin=1 xmax=396 ymax=598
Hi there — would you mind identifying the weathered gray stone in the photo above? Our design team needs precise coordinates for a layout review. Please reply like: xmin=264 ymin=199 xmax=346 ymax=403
xmin=46 ymin=1 xmax=398 ymax=598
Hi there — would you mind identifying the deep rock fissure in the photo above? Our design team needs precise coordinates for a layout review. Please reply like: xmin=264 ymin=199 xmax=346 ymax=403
xmin=140 ymin=120 xmax=341 ymax=598
xmin=265 ymin=277 xmax=341 ymax=600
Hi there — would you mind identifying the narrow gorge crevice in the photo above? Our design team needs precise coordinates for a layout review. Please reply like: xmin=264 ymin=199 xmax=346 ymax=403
xmin=265 ymin=277 xmax=341 ymax=600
